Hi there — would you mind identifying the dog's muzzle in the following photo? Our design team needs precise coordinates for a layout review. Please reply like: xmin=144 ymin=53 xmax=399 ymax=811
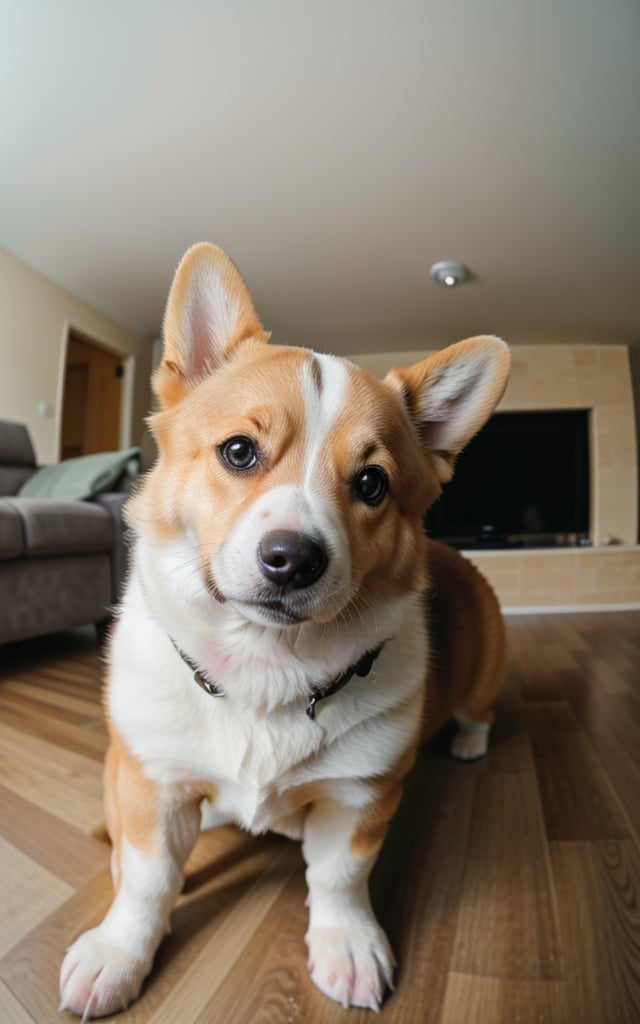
xmin=258 ymin=530 xmax=328 ymax=591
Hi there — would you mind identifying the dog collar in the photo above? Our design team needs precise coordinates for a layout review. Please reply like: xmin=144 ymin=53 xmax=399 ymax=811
xmin=169 ymin=634 xmax=384 ymax=720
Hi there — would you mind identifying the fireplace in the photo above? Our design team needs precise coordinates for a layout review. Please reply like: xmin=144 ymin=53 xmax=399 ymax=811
xmin=426 ymin=409 xmax=591 ymax=549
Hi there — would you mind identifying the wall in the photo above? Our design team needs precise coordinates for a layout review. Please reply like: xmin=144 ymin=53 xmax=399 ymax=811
xmin=466 ymin=545 xmax=640 ymax=610
xmin=0 ymin=247 xmax=152 ymax=463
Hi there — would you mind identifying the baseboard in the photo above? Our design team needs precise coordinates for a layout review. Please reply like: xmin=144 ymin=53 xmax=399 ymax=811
xmin=502 ymin=602 xmax=640 ymax=615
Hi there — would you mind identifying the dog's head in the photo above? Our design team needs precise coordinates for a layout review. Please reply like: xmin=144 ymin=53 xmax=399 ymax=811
xmin=131 ymin=243 xmax=509 ymax=631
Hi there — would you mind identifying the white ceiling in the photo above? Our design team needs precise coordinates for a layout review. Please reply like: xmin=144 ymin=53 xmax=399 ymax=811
xmin=2 ymin=1 xmax=639 ymax=356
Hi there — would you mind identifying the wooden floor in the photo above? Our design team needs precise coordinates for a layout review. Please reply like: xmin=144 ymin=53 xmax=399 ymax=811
xmin=1 ymin=611 xmax=639 ymax=1023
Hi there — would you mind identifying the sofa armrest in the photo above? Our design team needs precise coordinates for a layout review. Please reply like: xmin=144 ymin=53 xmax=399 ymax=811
xmin=92 ymin=492 xmax=132 ymax=603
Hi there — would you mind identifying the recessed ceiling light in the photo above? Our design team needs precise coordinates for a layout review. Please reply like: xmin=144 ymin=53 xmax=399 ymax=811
xmin=430 ymin=261 xmax=469 ymax=288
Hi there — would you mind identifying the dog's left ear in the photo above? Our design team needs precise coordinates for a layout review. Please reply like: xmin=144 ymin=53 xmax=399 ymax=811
xmin=155 ymin=242 xmax=269 ymax=407
xmin=386 ymin=336 xmax=511 ymax=483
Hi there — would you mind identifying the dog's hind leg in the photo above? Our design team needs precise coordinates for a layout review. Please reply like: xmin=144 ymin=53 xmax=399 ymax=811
xmin=449 ymin=625 xmax=502 ymax=761
xmin=450 ymin=705 xmax=494 ymax=761
xmin=448 ymin=595 xmax=503 ymax=762
xmin=424 ymin=540 xmax=506 ymax=763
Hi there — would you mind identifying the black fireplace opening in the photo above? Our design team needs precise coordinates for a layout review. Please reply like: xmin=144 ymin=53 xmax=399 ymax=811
xmin=425 ymin=409 xmax=591 ymax=549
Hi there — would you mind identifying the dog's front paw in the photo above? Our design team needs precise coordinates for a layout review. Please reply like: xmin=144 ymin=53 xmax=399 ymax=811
xmin=59 ymin=926 xmax=150 ymax=1019
xmin=305 ymin=924 xmax=395 ymax=1011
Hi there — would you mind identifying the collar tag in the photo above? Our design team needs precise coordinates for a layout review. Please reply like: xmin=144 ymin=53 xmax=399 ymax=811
xmin=194 ymin=670 xmax=225 ymax=697
xmin=169 ymin=635 xmax=225 ymax=698
xmin=305 ymin=643 xmax=384 ymax=721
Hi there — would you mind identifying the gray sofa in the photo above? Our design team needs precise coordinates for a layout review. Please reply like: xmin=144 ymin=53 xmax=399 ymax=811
xmin=0 ymin=419 xmax=137 ymax=645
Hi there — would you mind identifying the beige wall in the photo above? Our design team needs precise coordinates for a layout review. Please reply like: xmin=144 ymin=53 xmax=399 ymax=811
xmin=0 ymin=247 xmax=152 ymax=464
xmin=466 ymin=546 xmax=640 ymax=610
xmin=350 ymin=343 xmax=638 ymax=547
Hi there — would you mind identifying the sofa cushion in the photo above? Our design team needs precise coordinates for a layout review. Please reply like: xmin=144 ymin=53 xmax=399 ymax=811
xmin=0 ymin=466 xmax=37 ymax=495
xmin=0 ymin=420 xmax=37 ymax=496
xmin=19 ymin=448 xmax=141 ymax=501
xmin=0 ymin=420 xmax=36 ymax=467
xmin=0 ymin=554 xmax=113 ymax=644
xmin=0 ymin=503 xmax=24 ymax=559
xmin=4 ymin=498 xmax=113 ymax=557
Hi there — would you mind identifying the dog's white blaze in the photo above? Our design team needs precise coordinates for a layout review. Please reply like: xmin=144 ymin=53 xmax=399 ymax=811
xmin=301 ymin=354 xmax=350 ymax=496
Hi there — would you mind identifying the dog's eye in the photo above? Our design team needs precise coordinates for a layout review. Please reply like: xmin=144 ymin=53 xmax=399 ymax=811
xmin=219 ymin=436 xmax=258 ymax=470
xmin=352 ymin=466 xmax=388 ymax=507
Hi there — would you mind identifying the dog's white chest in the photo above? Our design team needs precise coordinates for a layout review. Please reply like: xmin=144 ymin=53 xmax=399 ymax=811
xmin=109 ymin=655 xmax=327 ymax=830
xmin=108 ymin=580 xmax=426 ymax=836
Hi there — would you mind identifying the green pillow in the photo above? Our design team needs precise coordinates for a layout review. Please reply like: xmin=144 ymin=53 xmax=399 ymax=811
xmin=19 ymin=448 xmax=141 ymax=501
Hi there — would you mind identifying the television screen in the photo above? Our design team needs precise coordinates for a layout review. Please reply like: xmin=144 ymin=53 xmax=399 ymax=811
xmin=425 ymin=409 xmax=590 ymax=548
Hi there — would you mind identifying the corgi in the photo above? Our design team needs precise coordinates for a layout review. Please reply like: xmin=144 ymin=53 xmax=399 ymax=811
xmin=59 ymin=243 xmax=510 ymax=1018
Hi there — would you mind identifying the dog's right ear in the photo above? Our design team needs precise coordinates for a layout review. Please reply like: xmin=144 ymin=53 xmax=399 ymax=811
xmin=386 ymin=336 xmax=511 ymax=484
xmin=154 ymin=243 xmax=269 ymax=407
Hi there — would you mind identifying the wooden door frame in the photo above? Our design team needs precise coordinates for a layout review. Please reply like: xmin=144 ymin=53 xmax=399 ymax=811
xmin=56 ymin=322 xmax=135 ymax=460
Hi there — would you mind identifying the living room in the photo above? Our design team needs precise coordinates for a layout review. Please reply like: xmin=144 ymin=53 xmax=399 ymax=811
xmin=1 ymin=4 xmax=639 ymax=1023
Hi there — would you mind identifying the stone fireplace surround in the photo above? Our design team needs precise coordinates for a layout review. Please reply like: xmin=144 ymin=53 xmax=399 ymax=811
xmin=351 ymin=345 xmax=639 ymax=610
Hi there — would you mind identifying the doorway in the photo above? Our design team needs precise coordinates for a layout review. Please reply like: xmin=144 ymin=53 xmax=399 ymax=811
xmin=60 ymin=330 xmax=125 ymax=459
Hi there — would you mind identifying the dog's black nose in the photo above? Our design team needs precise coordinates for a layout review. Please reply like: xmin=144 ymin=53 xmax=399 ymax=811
xmin=258 ymin=531 xmax=328 ymax=590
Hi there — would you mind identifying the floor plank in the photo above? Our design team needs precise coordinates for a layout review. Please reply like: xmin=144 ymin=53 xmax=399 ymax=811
xmin=0 ymin=835 xmax=72 ymax=958
xmin=526 ymin=704 xmax=631 ymax=840
xmin=450 ymin=772 xmax=560 ymax=980
xmin=0 ymin=784 xmax=110 ymax=887
xmin=549 ymin=840 xmax=640 ymax=1024
xmin=0 ymin=722 xmax=104 ymax=832
xmin=0 ymin=979 xmax=35 ymax=1024
xmin=440 ymin=974 xmax=569 ymax=1024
